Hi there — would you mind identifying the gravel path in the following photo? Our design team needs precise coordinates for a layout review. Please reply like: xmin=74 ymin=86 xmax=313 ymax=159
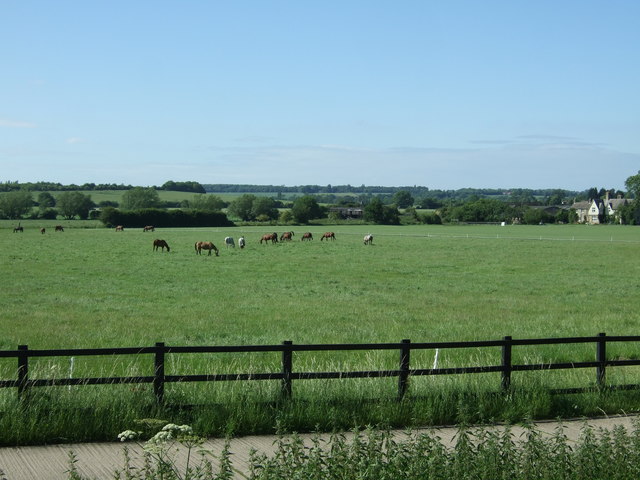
xmin=1 ymin=415 xmax=638 ymax=479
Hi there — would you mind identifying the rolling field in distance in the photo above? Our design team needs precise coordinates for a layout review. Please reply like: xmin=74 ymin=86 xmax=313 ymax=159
xmin=1 ymin=222 xmax=639 ymax=443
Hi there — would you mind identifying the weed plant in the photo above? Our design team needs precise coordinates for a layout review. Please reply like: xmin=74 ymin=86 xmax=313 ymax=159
xmin=66 ymin=421 xmax=640 ymax=480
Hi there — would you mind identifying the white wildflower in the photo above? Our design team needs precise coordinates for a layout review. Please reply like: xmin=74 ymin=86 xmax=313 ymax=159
xmin=160 ymin=423 xmax=193 ymax=436
xmin=117 ymin=430 xmax=140 ymax=442
xmin=149 ymin=430 xmax=173 ymax=443
xmin=161 ymin=423 xmax=178 ymax=432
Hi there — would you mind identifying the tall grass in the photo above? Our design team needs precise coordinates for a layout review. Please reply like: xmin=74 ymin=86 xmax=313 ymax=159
xmin=1 ymin=223 xmax=639 ymax=444
xmin=67 ymin=420 xmax=640 ymax=479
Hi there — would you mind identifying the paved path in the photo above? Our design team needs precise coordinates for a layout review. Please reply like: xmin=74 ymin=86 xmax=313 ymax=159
xmin=1 ymin=415 xmax=638 ymax=479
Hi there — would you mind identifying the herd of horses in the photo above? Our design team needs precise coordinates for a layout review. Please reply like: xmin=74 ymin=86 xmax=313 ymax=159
xmin=149 ymin=230 xmax=373 ymax=254
xmin=10 ymin=224 xmax=373 ymax=252
xmin=13 ymin=224 xmax=64 ymax=233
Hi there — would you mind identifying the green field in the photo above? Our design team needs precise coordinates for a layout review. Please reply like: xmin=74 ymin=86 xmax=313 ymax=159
xmin=3 ymin=223 xmax=639 ymax=347
xmin=1 ymin=222 xmax=639 ymax=444
xmin=35 ymin=189 xmax=284 ymax=206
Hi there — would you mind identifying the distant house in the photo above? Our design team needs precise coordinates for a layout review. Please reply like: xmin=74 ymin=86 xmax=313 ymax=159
xmin=570 ymin=193 xmax=628 ymax=224
xmin=605 ymin=197 xmax=629 ymax=224
xmin=569 ymin=200 xmax=592 ymax=223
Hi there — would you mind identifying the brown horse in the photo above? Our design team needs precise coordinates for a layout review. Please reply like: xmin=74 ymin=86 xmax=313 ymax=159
xmin=153 ymin=239 xmax=170 ymax=252
xmin=13 ymin=225 xmax=23 ymax=233
xmin=143 ymin=225 xmax=155 ymax=232
xmin=280 ymin=231 xmax=294 ymax=241
xmin=40 ymin=228 xmax=46 ymax=234
xmin=195 ymin=241 xmax=219 ymax=256
xmin=260 ymin=232 xmax=278 ymax=244
xmin=115 ymin=225 xmax=124 ymax=232
xmin=55 ymin=225 xmax=64 ymax=232
xmin=320 ymin=231 xmax=335 ymax=241
xmin=301 ymin=232 xmax=313 ymax=241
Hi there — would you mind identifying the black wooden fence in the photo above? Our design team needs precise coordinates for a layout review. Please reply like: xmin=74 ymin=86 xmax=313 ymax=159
xmin=2 ymin=333 xmax=640 ymax=404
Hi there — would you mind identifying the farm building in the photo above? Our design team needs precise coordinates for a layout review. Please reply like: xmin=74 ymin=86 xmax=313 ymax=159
xmin=329 ymin=207 xmax=364 ymax=219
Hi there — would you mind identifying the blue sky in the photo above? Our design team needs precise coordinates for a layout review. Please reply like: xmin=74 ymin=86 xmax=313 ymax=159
xmin=1 ymin=1 xmax=638 ymax=190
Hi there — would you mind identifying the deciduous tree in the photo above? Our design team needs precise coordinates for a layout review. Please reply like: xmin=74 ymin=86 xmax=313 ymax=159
xmin=227 ymin=194 xmax=257 ymax=221
xmin=121 ymin=187 xmax=160 ymax=210
xmin=252 ymin=197 xmax=279 ymax=220
xmin=187 ymin=194 xmax=226 ymax=211
xmin=291 ymin=196 xmax=323 ymax=224
xmin=57 ymin=191 xmax=94 ymax=219
xmin=625 ymin=171 xmax=640 ymax=199
xmin=393 ymin=190 xmax=414 ymax=209
xmin=0 ymin=190 xmax=33 ymax=219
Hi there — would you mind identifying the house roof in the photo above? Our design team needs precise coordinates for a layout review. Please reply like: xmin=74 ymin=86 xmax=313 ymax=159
xmin=571 ymin=201 xmax=591 ymax=209
xmin=607 ymin=198 xmax=628 ymax=209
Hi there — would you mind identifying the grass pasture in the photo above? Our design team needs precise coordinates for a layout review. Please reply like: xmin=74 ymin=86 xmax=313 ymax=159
xmin=1 ymin=223 xmax=639 ymax=444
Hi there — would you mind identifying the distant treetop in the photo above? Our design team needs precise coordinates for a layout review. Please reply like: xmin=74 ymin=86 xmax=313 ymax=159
xmin=160 ymin=180 xmax=206 ymax=194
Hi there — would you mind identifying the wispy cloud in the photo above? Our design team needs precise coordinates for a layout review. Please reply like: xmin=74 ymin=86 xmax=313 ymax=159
xmin=66 ymin=137 xmax=84 ymax=144
xmin=470 ymin=135 xmax=607 ymax=149
xmin=0 ymin=118 xmax=36 ymax=128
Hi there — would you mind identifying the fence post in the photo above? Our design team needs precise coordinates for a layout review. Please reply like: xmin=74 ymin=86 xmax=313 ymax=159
xmin=596 ymin=332 xmax=606 ymax=388
xmin=154 ymin=342 xmax=165 ymax=405
xmin=281 ymin=341 xmax=293 ymax=399
xmin=501 ymin=336 xmax=512 ymax=392
xmin=398 ymin=339 xmax=411 ymax=400
xmin=17 ymin=345 xmax=29 ymax=402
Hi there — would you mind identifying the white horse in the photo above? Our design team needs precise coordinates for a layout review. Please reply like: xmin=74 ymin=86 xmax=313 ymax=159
xmin=224 ymin=236 xmax=235 ymax=248
xmin=238 ymin=236 xmax=246 ymax=249
xmin=364 ymin=234 xmax=373 ymax=245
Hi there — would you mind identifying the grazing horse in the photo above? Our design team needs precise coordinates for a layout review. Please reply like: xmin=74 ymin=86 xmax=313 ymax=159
xmin=153 ymin=239 xmax=170 ymax=252
xmin=238 ymin=236 xmax=246 ymax=249
xmin=143 ymin=225 xmax=155 ymax=232
xmin=320 ymin=231 xmax=336 ymax=241
xmin=40 ymin=228 xmax=46 ymax=234
xmin=224 ymin=236 xmax=235 ymax=248
xmin=55 ymin=225 xmax=64 ymax=232
xmin=195 ymin=241 xmax=219 ymax=256
xmin=260 ymin=232 xmax=278 ymax=244
xmin=13 ymin=226 xmax=23 ymax=233
xmin=115 ymin=225 xmax=124 ymax=232
xmin=280 ymin=231 xmax=294 ymax=241
xmin=364 ymin=234 xmax=374 ymax=245
xmin=301 ymin=232 xmax=313 ymax=241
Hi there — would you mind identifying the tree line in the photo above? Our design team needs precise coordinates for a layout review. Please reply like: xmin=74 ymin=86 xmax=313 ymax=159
xmin=0 ymin=180 xmax=205 ymax=193
xmin=1 ymin=174 xmax=638 ymax=225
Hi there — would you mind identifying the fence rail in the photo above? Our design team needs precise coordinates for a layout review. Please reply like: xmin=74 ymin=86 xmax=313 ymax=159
xmin=2 ymin=333 xmax=640 ymax=404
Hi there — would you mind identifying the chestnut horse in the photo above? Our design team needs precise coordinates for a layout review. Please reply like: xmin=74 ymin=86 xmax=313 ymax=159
xmin=40 ymin=228 xmax=46 ymax=234
xmin=195 ymin=241 xmax=219 ymax=256
xmin=320 ymin=232 xmax=335 ymax=241
xmin=280 ymin=231 xmax=294 ymax=241
xmin=115 ymin=225 xmax=124 ymax=232
xmin=143 ymin=225 xmax=155 ymax=232
xmin=301 ymin=232 xmax=313 ymax=241
xmin=55 ymin=225 xmax=64 ymax=232
xmin=364 ymin=234 xmax=373 ymax=245
xmin=260 ymin=233 xmax=278 ymax=244
xmin=153 ymin=239 xmax=170 ymax=252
